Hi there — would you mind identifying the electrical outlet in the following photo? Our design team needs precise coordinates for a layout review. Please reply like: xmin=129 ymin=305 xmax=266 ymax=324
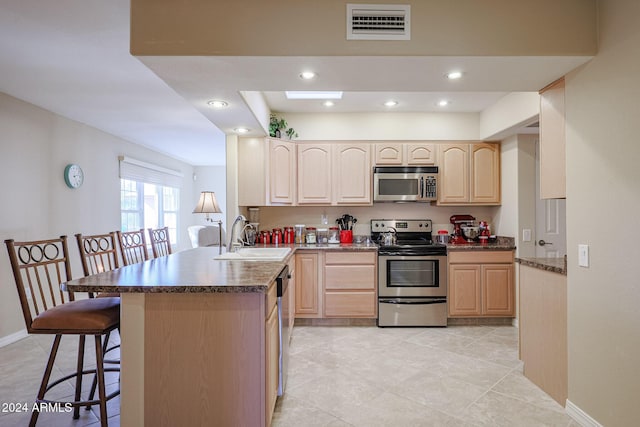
xmin=522 ymin=229 xmax=532 ymax=242
xmin=321 ymin=214 xmax=328 ymax=225
xmin=578 ymin=244 xmax=589 ymax=267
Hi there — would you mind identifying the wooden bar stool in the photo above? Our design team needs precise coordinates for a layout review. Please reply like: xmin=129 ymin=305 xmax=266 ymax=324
xmin=5 ymin=236 xmax=120 ymax=427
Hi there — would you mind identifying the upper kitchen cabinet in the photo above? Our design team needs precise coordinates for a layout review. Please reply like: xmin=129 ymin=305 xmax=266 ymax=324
xmin=332 ymin=143 xmax=372 ymax=205
xmin=297 ymin=143 xmax=332 ymax=204
xmin=269 ymin=139 xmax=296 ymax=205
xmin=438 ymin=142 xmax=501 ymax=205
xmin=406 ymin=143 xmax=436 ymax=165
xmin=374 ymin=142 xmax=436 ymax=166
xmin=539 ymin=78 xmax=566 ymax=199
xmin=238 ymin=137 xmax=267 ymax=206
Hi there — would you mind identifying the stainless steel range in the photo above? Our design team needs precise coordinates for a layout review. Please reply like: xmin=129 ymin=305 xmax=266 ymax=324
xmin=372 ymin=219 xmax=448 ymax=327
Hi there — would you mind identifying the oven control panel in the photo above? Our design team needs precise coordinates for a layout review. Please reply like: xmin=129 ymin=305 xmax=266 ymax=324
xmin=371 ymin=219 xmax=432 ymax=233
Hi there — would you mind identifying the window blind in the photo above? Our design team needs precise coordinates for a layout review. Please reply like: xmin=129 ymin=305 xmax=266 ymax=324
xmin=118 ymin=156 xmax=184 ymax=188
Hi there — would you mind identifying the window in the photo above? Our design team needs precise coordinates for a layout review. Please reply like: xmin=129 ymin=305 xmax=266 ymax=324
xmin=120 ymin=180 xmax=180 ymax=244
xmin=118 ymin=156 xmax=183 ymax=246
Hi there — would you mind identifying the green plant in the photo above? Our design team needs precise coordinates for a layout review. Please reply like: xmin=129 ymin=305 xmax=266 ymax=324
xmin=269 ymin=113 xmax=298 ymax=139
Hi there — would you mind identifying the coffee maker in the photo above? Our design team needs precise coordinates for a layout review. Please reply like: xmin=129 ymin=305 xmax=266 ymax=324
xmin=450 ymin=214 xmax=476 ymax=244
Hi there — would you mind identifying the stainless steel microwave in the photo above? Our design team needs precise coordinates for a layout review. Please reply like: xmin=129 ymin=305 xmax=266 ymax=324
xmin=373 ymin=166 xmax=438 ymax=202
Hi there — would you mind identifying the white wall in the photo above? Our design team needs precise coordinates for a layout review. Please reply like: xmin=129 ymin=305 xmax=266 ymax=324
xmin=0 ymin=92 xmax=196 ymax=341
xmin=564 ymin=1 xmax=640 ymax=425
xmin=283 ymin=112 xmax=480 ymax=141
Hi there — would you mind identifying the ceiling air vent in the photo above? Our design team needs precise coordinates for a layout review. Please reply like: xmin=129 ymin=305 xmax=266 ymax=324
xmin=347 ymin=4 xmax=410 ymax=41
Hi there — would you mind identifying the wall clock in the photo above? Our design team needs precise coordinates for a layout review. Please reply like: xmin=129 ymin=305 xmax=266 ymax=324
xmin=63 ymin=163 xmax=84 ymax=189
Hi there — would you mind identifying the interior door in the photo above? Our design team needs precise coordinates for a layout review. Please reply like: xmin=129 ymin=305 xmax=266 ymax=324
xmin=535 ymin=141 xmax=567 ymax=258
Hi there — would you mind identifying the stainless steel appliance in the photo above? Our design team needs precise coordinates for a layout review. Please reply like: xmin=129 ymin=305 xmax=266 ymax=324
xmin=276 ymin=265 xmax=290 ymax=396
xmin=372 ymin=219 xmax=448 ymax=327
xmin=373 ymin=166 xmax=438 ymax=202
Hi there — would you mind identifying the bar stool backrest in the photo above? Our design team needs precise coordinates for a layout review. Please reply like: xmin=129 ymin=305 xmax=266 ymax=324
xmin=5 ymin=236 xmax=74 ymax=333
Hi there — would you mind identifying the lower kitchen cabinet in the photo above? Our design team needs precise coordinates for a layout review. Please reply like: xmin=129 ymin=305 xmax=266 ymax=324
xmin=265 ymin=294 xmax=279 ymax=424
xmin=448 ymin=250 xmax=514 ymax=317
xmin=324 ymin=251 xmax=377 ymax=318
xmin=295 ymin=251 xmax=321 ymax=317
xmin=294 ymin=250 xmax=377 ymax=319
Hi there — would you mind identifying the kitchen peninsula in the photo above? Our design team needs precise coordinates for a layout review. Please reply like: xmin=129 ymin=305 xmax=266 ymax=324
xmin=63 ymin=246 xmax=288 ymax=427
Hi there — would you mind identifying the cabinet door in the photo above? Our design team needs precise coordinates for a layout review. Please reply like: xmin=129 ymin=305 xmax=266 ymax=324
xmin=265 ymin=303 xmax=279 ymax=423
xmin=324 ymin=292 xmax=376 ymax=317
xmin=333 ymin=143 xmax=372 ymax=205
xmin=297 ymin=144 xmax=332 ymax=204
xmin=288 ymin=258 xmax=296 ymax=338
xmin=407 ymin=143 xmax=436 ymax=165
xmin=482 ymin=264 xmax=514 ymax=315
xmin=539 ymin=78 xmax=566 ymax=199
xmin=295 ymin=252 xmax=320 ymax=316
xmin=374 ymin=143 xmax=404 ymax=165
xmin=438 ymin=144 xmax=469 ymax=204
xmin=238 ymin=137 xmax=267 ymax=206
xmin=269 ymin=139 xmax=295 ymax=204
xmin=470 ymin=143 xmax=500 ymax=204
xmin=448 ymin=264 xmax=482 ymax=316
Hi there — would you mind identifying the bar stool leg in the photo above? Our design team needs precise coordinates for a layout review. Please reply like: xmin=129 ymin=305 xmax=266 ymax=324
xmin=94 ymin=335 xmax=109 ymax=427
xmin=74 ymin=335 xmax=86 ymax=419
xmin=30 ymin=335 xmax=62 ymax=427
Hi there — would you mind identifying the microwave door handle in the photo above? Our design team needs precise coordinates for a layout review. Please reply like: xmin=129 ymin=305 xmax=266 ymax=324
xmin=419 ymin=177 xmax=424 ymax=199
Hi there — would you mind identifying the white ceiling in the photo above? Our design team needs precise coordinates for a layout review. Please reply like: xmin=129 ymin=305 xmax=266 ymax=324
xmin=0 ymin=1 xmax=591 ymax=166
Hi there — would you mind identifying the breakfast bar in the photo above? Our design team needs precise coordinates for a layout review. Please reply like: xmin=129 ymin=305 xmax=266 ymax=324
xmin=63 ymin=247 xmax=287 ymax=427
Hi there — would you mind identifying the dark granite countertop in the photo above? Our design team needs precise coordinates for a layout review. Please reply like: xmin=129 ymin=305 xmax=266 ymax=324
xmin=446 ymin=236 xmax=516 ymax=251
xmin=62 ymin=244 xmax=377 ymax=294
xmin=63 ymin=247 xmax=287 ymax=294
xmin=516 ymin=256 xmax=567 ymax=275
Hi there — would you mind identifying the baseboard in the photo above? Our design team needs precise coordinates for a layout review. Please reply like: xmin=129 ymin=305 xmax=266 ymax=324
xmin=566 ymin=399 xmax=603 ymax=427
xmin=0 ymin=329 xmax=27 ymax=348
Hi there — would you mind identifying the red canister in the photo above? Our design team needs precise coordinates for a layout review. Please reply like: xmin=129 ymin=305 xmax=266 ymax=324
xmin=284 ymin=226 xmax=295 ymax=244
xmin=272 ymin=228 xmax=283 ymax=245
xmin=259 ymin=230 xmax=271 ymax=244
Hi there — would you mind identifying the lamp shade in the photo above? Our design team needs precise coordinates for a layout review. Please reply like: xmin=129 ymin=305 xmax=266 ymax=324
xmin=193 ymin=191 xmax=222 ymax=214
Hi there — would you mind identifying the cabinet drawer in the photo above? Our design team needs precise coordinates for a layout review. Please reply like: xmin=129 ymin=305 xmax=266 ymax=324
xmin=448 ymin=250 xmax=513 ymax=264
xmin=324 ymin=291 xmax=376 ymax=317
xmin=325 ymin=251 xmax=376 ymax=265
xmin=325 ymin=265 xmax=376 ymax=290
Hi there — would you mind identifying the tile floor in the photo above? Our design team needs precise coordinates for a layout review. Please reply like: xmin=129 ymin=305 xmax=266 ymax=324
xmin=0 ymin=325 xmax=577 ymax=427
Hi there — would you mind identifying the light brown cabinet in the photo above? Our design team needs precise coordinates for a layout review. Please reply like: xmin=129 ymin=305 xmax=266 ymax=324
xmin=269 ymin=138 xmax=296 ymax=204
xmin=238 ymin=137 xmax=268 ymax=206
xmin=448 ymin=251 xmax=514 ymax=317
xmin=539 ymin=77 xmax=566 ymax=199
xmin=295 ymin=251 xmax=321 ymax=317
xmin=265 ymin=291 xmax=279 ymax=423
xmin=324 ymin=251 xmax=377 ymax=318
xmin=438 ymin=142 xmax=500 ymax=205
xmin=519 ymin=264 xmax=567 ymax=406
xmin=374 ymin=142 xmax=436 ymax=165
xmin=332 ymin=143 xmax=372 ymax=205
xmin=297 ymin=144 xmax=332 ymax=204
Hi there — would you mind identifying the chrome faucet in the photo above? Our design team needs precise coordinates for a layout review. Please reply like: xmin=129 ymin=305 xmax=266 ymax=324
xmin=227 ymin=214 xmax=247 ymax=252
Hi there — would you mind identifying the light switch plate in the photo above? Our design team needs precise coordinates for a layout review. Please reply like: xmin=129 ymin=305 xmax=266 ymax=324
xmin=522 ymin=229 xmax=532 ymax=242
xmin=578 ymin=244 xmax=589 ymax=267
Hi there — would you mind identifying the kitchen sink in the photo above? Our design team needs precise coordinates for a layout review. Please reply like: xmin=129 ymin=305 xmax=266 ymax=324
xmin=214 ymin=247 xmax=291 ymax=261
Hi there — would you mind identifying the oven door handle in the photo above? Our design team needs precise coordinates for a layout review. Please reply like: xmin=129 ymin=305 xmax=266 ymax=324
xmin=379 ymin=298 xmax=446 ymax=305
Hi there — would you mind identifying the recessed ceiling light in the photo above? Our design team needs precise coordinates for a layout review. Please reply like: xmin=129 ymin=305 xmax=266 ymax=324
xmin=207 ymin=100 xmax=228 ymax=108
xmin=438 ymin=99 xmax=450 ymax=107
xmin=384 ymin=100 xmax=399 ymax=107
xmin=446 ymin=71 xmax=463 ymax=80
xmin=234 ymin=127 xmax=250 ymax=134
xmin=323 ymin=100 xmax=335 ymax=107
xmin=285 ymin=91 xmax=343 ymax=99
xmin=299 ymin=71 xmax=317 ymax=80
